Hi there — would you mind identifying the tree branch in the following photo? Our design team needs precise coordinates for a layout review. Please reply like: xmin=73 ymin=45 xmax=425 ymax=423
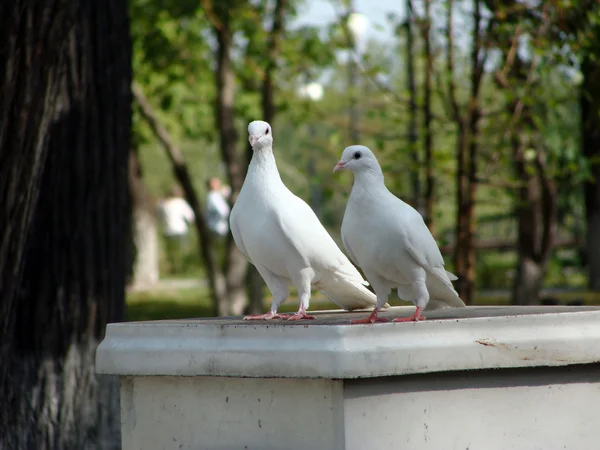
xmin=446 ymin=0 xmax=462 ymax=124
xmin=132 ymin=82 xmax=227 ymax=313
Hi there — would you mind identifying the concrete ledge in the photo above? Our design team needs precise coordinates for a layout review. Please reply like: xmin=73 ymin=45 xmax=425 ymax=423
xmin=96 ymin=305 xmax=600 ymax=378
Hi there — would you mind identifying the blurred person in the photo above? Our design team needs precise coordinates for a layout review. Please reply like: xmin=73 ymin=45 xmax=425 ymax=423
xmin=157 ymin=184 xmax=195 ymax=274
xmin=206 ymin=177 xmax=231 ymax=237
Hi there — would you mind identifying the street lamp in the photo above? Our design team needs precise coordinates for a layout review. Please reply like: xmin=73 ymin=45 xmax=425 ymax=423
xmin=348 ymin=12 xmax=368 ymax=53
xmin=298 ymin=82 xmax=324 ymax=102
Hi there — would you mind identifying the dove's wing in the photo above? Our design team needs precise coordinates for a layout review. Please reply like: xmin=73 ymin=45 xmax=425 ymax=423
xmin=342 ymin=233 xmax=360 ymax=268
xmin=275 ymin=191 xmax=354 ymax=272
xmin=402 ymin=212 xmax=464 ymax=307
xmin=274 ymin=191 xmax=378 ymax=310
xmin=230 ymin=212 xmax=252 ymax=263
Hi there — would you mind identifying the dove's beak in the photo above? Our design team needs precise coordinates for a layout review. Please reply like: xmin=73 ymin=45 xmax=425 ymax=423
xmin=333 ymin=160 xmax=346 ymax=173
xmin=250 ymin=135 xmax=259 ymax=146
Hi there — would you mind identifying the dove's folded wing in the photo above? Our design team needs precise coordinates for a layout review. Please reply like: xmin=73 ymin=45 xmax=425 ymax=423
xmin=230 ymin=215 xmax=252 ymax=263
xmin=275 ymin=193 xmax=349 ymax=272
xmin=341 ymin=233 xmax=361 ymax=268
xmin=404 ymin=215 xmax=454 ymax=286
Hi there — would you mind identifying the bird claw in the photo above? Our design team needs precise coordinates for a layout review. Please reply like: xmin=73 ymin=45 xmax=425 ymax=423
xmin=392 ymin=315 xmax=426 ymax=323
xmin=285 ymin=313 xmax=317 ymax=321
xmin=350 ymin=311 xmax=389 ymax=324
xmin=243 ymin=312 xmax=286 ymax=320
xmin=392 ymin=306 xmax=425 ymax=322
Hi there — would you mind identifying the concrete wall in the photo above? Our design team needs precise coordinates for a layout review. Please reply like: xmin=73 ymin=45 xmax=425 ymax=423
xmin=344 ymin=366 xmax=600 ymax=450
xmin=121 ymin=376 xmax=345 ymax=450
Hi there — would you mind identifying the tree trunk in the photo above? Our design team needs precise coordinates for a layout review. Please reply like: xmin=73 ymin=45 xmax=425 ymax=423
xmin=447 ymin=0 xmax=484 ymax=305
xmin=0 ymin=1 xmax=131 ymax=448
xmin=463 ymin=0 xmax=484 ymax=305
xmin=406 ymin=0 xmax=421 ymax=213
xmin=129 ymin=151 xmax=159 ymax=290
xmin=511 ymin=135 xmax=557 ymax=305
xmin=581 ymin=48 xmax=600 ymax=291
xmin=214 ymin=9 xmax=248 ymax=315
xmin=422 ymin=0 xmax=435 ymax=231
xmin=512 ymin=255 xmax=546 ymax=306
xmin=454 ymin=125 xmax=471 ymax=301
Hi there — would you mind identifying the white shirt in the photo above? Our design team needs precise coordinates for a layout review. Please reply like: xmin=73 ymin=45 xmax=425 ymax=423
xmin=206 ymin=190 xmax=230 ymax=236
xmin=157 ymin=197 xmax=195 ymax=236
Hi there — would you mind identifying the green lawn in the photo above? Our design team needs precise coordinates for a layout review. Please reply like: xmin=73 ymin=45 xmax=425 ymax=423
xmin=126 ymin=285 xmax=600 ymax=322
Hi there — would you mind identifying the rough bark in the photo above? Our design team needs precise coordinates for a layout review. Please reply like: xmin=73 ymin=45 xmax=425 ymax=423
xmin=581 ymin=46 xmax=600 ymax=291
xmin=132 ymin=82 xmax=228 ymax=315
xmin=0 ymin=1 xmax=131 ymax=448
xmin=213 ymin=6 xmax=248 ymax=316
xmin=129 ymin=151 xmax=159 ymax=290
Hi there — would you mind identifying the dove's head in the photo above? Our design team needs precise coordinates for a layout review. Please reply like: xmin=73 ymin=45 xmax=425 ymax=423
xmin=248 ymin=120 xmax=273 ymax=150
xmin=333 ymin=145 xmax=381 ymax=175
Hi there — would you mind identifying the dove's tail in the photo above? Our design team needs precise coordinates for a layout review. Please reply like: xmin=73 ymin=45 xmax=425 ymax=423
xmin=318 ymin=267 xmax=390 ymax=312
xmin=426 ymin=268 xmax=466 ymax=310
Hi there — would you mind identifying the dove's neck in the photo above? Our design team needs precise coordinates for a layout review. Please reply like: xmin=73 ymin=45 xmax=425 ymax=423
xmin=248 ymin=146 xmax=283 ymax=185
xmin=353 ymin=166 xmax=386 ymax=189
xmin=351 ymin=168 xmax=388 ymax=199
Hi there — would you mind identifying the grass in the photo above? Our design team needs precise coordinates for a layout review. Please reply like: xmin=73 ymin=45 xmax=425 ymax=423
xmin=126 ymin=285 xmax=600 ymax=322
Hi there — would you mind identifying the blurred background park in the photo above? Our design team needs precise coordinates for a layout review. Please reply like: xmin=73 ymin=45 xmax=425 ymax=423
xmin=127 ymin=0 xmax=600 ymax=321
xmin=2 ymin=0 xmax=600 ymax=448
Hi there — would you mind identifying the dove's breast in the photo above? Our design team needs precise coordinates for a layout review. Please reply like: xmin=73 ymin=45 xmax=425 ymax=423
xmin=342 ymin=188 xmax=413 ymax=282
xmin=231 ymin=185 xmax=302 ymax=279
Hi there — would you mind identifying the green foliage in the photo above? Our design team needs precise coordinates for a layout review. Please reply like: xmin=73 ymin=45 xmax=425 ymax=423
xmin=129 ymin=0 xmax=600 ymax=295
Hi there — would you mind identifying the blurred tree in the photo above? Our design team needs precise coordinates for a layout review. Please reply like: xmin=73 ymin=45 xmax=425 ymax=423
xmin=579 ymin=12 xmax=600 ymax=290
xmin=446 ymin=0 xmax=488 ymax=304
xmin=129 ymin=149 xmax=160 ymax=290
xmin=488 ymin=1 xmax=561 ymax=304
xmin=405 ymin=0 xmax=421 ymax=213
xmin=209 ymin=0 xmax=251 ymax=315
xmin=0 ymin=0 xmax=131 ymax=447
xmin=133 ymin=82 xmax=228 ymax=314
xmin=421 ymin=0 xmax=435 ymax=231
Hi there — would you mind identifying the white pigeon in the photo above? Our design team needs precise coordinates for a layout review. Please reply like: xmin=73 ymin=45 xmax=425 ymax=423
xmin=229 ymin=121 xmax=385 ymax=321
xmin=333 ymin=145 xmax=466 ymax=324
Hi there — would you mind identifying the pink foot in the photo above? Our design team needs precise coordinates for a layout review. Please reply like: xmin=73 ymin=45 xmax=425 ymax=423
xmin=286 ymin=312 xmax=316 ymax=321
xmin=392 ymin=307 xmax=426 ymax=323
xmin=351 ymin=310 xmax=389 ymax=324
xmin=243 ymin=311 xmax=287 ymax=320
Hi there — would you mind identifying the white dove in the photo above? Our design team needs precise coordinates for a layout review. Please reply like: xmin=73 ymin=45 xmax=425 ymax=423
xmin=229 ymin=121 xmax=384 ymax=321
xmin=333 ymin=145 xmax=465 ymax=324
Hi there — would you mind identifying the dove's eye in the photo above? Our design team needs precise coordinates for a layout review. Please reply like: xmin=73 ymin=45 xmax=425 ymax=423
xmin=265 ymin=128 xmax=270 ymax=135
xmin=353 ymin=152 xmax=362 ymax=160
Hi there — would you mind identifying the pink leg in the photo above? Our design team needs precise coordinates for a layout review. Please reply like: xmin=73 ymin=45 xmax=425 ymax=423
xmin=351 ymin=309 xmax=390 ymax=324
xmin=392 ymin=307 xmax=426 ymax=323
xmin=243 ymin=311 xmax=288 ymax=321
xmin=285 ymin=304 xmax=317 ymax=321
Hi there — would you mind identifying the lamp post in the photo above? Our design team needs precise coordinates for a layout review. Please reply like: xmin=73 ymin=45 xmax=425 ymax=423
xmin=299 ymin=82 xmax=324 ymax=219
xmin=347 ymin=11 xmax=368 ymax=143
